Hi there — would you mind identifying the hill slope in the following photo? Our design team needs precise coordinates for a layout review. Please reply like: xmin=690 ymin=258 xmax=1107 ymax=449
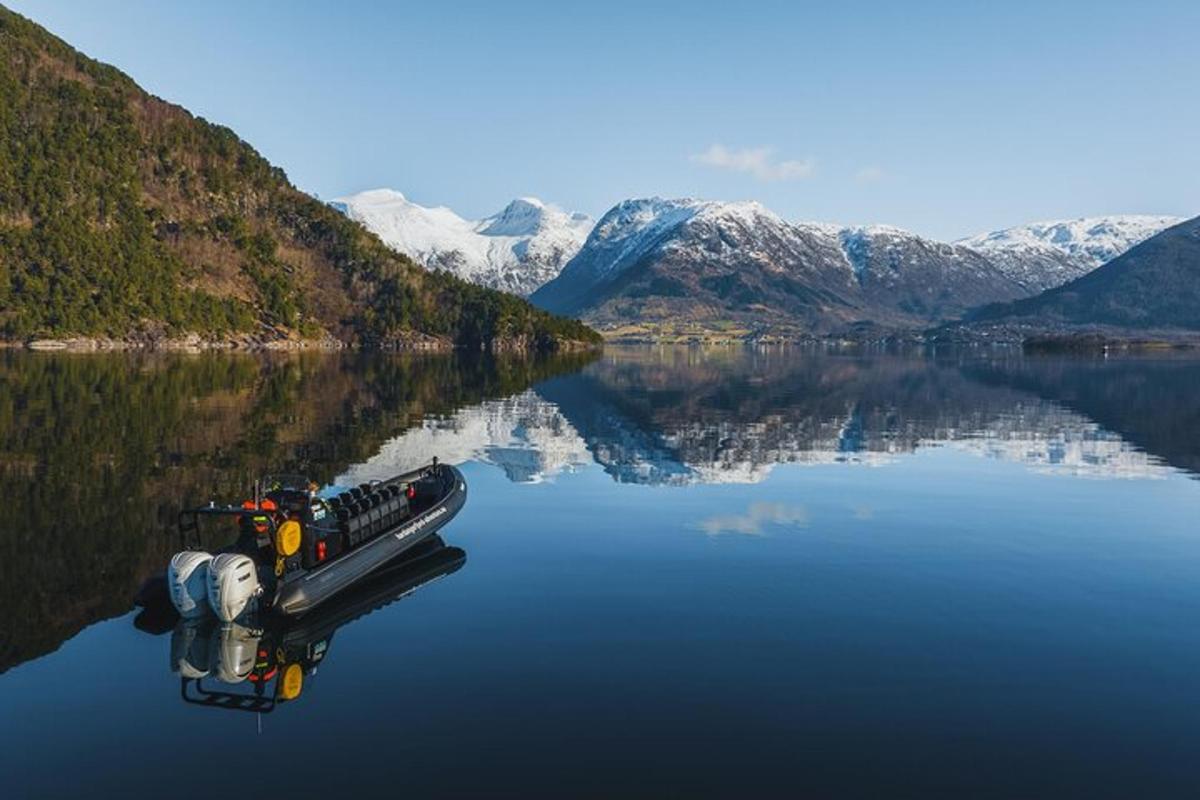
xmin=331 ymin=189 xmax=592 ymax=297
xmin=0 ymin=7 xmax=599 ymax=349
xmin=967 ymin=215 xmax=1200 ymax=330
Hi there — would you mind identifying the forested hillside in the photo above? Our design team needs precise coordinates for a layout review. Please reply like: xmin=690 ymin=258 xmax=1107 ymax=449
xmin=0 ymin=7 xmax=599 ymax=348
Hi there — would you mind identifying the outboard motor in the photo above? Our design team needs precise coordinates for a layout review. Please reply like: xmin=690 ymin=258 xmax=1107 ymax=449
xmin=213 ymin=623 xmax=261 ymax=684
xmin=167 ymin=551 xmax=213 ymax=618
xmin=206 ymin=553 xmax=262 ymax=622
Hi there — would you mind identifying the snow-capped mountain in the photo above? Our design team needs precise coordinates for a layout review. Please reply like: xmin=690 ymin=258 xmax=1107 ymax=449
xmin=959 ymin=215 xmax=1183 ymax=269
xmin=532 ymin=198 xmax=854 ymax=324
xmin=532 ymin=197 xmax=1109 ymax=330
xmin=334 ymin=189 xmax=1181 ymax=331
xmin=331 ymin=189 xmax=593 ymax=297
xmin=531 ymin=197 xmax=1186 ymax=332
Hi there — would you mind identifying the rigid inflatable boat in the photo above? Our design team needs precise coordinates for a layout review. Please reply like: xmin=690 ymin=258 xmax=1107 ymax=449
xmin=148 ymin=460 xmax=466 ymax=624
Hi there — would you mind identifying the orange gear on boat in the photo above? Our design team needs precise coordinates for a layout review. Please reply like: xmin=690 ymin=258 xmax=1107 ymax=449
xmin=240 ymin=498 xmax=279 ymax=534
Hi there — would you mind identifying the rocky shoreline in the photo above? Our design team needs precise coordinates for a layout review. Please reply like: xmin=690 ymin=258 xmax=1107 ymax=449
xmin=10 ymin=325 xmax=1197 ymax=354
xmin=12 ymin=333 xmax=349 ymax=353
xmin=5 ymin=330 xmax=603 ymax=354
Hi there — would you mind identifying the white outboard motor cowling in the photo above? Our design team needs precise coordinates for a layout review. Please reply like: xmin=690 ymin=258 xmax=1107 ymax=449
xmin=167 ymin=551 xmax=213 ymax=618
xmin=206 ymin=553 xmax=261 ymax=622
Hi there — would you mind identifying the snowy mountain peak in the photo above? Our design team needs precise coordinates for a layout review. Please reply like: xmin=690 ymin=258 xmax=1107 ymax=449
xmin=959 ymin=214 xmax=1184 ymax=269
xmin=585 ymin=197 xmax=783 ymax=249
xmin=693 ymin=199 xmax=783 ymax=226
xmin=478 ymin=197 xmax=550 ymax=236
xmin=332 ymin=189 xmax=594 ymax=297
xmin=353 ymin=187 xmax=408 ymax=204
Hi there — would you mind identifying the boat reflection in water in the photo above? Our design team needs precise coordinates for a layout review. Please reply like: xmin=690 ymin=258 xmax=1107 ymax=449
xmin=136 ymin=536 xmax=465 ymax=713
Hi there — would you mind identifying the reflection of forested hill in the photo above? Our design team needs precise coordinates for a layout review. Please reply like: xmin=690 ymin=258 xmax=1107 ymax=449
xmin=961 ymin=356 xmax=1200 ymax=477
xmin=0 ymin=350 xmax=594 ymax=673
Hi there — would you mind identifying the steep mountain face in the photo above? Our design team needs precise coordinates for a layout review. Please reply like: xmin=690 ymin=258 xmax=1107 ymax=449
xmin=531 ymin=198 xmax=1100 ymax=333
xmin=0 ymin=8 xmax=598 ymax=349
xmin=959 ymin=215 xmax=1184 ymax=270
xmin=331 ymin=189 xmax=593 ymax=297
xmin=968 ymin=215 xmax=1200 ymax=330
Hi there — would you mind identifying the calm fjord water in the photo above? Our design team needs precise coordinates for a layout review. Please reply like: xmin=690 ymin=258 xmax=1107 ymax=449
xmin=1 ymin=346 xmax=1199 ymax=798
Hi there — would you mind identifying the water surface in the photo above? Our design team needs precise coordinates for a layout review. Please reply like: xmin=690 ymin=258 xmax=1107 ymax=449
xmin=1 ymin=346 xmax=1198 ymax=798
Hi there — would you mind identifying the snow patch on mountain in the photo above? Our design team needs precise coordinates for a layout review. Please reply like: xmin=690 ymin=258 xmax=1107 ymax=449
xmin=959 ymin=215 xmax=1184 ymax=269
xmin=332 ymin=189 xmax=593 ymax=296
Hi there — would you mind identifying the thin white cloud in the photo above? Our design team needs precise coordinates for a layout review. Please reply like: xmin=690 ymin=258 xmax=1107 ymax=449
xmin=696 ymin=502 xmax=809 ymax=537
xmin=692 ymin=144 xmax=815 ymax=182
xmin=854 ymin=166 xmax=886 ymax=184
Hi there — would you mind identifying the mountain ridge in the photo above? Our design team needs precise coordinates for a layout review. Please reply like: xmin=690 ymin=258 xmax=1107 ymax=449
xmin=530 ymin=197 xmax=1180 ymax=336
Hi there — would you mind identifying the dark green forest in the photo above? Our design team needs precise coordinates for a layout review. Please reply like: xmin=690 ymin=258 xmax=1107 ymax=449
xmin=0 ymin=6 xmax=600 ymax=348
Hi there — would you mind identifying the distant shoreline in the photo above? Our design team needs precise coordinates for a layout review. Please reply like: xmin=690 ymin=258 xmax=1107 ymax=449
xmin=596 ymin=324 xmax=1200 ymax=352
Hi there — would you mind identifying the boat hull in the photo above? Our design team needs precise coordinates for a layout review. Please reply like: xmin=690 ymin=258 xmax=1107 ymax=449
xmin=272 ymin=464 xmax=467 ymax=617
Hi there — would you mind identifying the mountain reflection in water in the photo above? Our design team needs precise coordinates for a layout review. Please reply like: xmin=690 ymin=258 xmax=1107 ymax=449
xmin=347 ymin=346 xmax=1199 ymax=486
xmin=0 ymin=346 xmax=1195 ymax=673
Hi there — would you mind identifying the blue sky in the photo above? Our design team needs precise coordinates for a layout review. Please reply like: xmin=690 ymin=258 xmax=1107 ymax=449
xmin=9 ymin=0 xmax=1200 ymax=239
